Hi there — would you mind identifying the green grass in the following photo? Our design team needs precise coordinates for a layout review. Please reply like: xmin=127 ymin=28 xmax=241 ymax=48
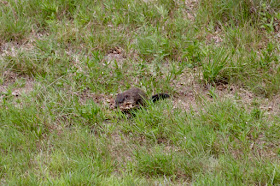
xmin=0 ymin=0 xmax=280 ymax=185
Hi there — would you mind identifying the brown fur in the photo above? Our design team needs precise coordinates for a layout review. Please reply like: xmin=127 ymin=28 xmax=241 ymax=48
xmin=115 ymin=88 xmax=148 ymax=111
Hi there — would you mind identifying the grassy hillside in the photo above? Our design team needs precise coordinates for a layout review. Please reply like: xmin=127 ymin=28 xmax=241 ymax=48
xmin=0 ymin=0 xmax=280 ymax=185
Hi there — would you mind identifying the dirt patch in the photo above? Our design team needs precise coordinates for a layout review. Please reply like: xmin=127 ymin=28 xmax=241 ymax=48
xmin=1 ymin=70 xmax=18 ymax=84
xmin=10 ymin=79 xmax=34 ymax=97
xmin=0 ymin=33 xmax=38 ymax=57
xmin=104 ymin=47 xmax=126 ymax=68
xmin=0 ymin=71 xmax=34 ymax=101
xmin=205 ymin=32 xmax=223 ymax=44
xmin=171 ymin=68 xmax=280 ymax=117
xmin=260 ymin=94 xmax=280 ymax=116
xmin=78 ymin=88 xmax=115 ymax=109
xmin=184 ymin=0 xmax=198 ymax=21
xmin=171 ymin=69 xmax=205 ymax=112
xmin=0 ymin=42 xmax=19 ymax=57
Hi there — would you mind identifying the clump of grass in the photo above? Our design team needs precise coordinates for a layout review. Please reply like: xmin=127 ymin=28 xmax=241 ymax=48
xmin=201 ymin=46 xmax=230 ymax=84
xmin=0 ymin=100 xmax=46 ymax=138
xmin=74 ymin=99 xmax=106 ymax=125
xmin=128 ymin=100 xmax=176 ymax=143
xmin=3 ymin=44 xmax=72 ymax=77
xmin=134 ymin=147 xmax=177 ymax=177
xmin=135 ymin=30 xmax=169 ymax=60
xmin=197 ymin=0 xmax=280 ymax=28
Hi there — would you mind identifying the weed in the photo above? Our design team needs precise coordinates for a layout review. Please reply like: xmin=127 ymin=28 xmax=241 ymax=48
xmin=201 ymin=47 xmax=230 ymax=84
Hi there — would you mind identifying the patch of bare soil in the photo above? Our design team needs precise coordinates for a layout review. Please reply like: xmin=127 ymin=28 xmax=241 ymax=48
xmin=104 ymin=47 xmax=126 ymax=68
xmin=171 ymin=69 xmax=204 ymax=112
xmin=205 ymin=31 xmax=223 ymax=44
xmin=78 ymin=88 xmax=115 ymax=109
xmin=184 ymin=0 xmax=198 ymax=21
xmin=0 ymin=32 xmax=41 ymax=57
xmin=0 ymin=71 xmax=34 ymax=101
xmin=260 ymin=94 xmax=280 ymax=116
xmin=1 ymin=70 xmax=18 ymax=84
xmin=277 ymin=32 xmax=280 ymax=40
xmin=0 ymin=42 xmax=19 ymax=57
xmin=11 ymin=79 xmax=34 ymax=97
xmin=171 ymin=68 xmax=280 ymax=116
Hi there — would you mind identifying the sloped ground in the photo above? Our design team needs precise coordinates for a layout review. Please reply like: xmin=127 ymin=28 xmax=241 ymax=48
xmin=0 ymin=0 xmax=280 ymax=185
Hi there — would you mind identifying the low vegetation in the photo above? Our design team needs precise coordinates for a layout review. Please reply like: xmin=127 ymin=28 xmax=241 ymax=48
xmin=0 ymin=0 xmax=279 ymax=185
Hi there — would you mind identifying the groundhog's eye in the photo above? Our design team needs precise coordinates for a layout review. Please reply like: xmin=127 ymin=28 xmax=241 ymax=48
xmin=136 ymin=99 xmax=141 ymax=104
xmin=125 ymin=95 xmax=129 ymax=99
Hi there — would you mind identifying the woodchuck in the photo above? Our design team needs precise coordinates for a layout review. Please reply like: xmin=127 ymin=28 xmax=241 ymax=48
xmin=115 ymin=87 xmax=170 ymax=112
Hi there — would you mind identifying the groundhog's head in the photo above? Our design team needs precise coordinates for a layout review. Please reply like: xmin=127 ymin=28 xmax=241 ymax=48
xmin=115 ymin=93 xmax=142 ymax=112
